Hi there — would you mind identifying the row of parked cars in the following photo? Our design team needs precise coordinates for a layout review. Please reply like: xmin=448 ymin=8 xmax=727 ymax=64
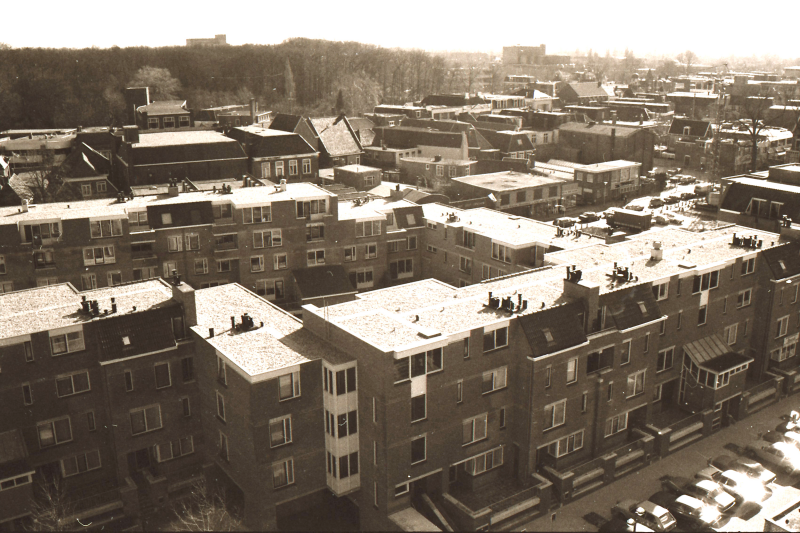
xmin=610 ymin=411 xmax=800 ymax=531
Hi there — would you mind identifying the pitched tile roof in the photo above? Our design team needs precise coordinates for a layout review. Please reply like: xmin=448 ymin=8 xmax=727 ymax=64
xmin=720 ymin=178 xmax=800 ymax=219
xmin=268 ymin=113 xmax=304 ymax=132
xmin=604 ymin=283 xmax=661 ymax=331
xmin=668 ymin=118 xmax=713 ymax=137
xmin=226 ymin=127 xmax=317 ymax=158
xmin=95 ymin=305 xmax=180 ymax=362
xmin=562 ymin=82 xmax=612 ymax=98
xmin=308 ymin=117 xmax=363 ymax=157
xmin=475 ymin=129 xmax=535 ymax=153
xmin=558 ymin=122 xmax=643 ymax=137
xmin=519 ymin=300 xmax=587 ymax=358
xmin=131 ymin=131 xmax=247 ymax=166
xmin=293 ymin=265 xmax=358 ymax=300
xmin=761 ymin=241 xmax=800 ymax=279
xmin=373 ymin=127 xmax=465 ymax=149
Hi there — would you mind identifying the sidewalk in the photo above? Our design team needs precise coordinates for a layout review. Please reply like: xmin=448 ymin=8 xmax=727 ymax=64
xmin=521 ymin=397 xmax=800 ymax=532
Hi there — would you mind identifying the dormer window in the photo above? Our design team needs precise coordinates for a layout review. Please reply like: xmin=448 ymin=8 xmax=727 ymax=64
xmin=543 ymin=329 xmax=554 ymax=344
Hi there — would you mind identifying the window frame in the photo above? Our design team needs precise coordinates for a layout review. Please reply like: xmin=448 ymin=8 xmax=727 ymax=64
xmin=481 ymin=366 xmax=508 ymax=394
xmin=462 ymin=414 xmax=488 ymax=446
xmin=129 ymin=404 xmax=163 ymax=436
xmin=55 ymin=370 xmax=91 ymax=398
xmin=543 ymin=399 xmax=567 ymax=431
xmin=269 ymin=415 xmax=293 ymax=448
xmin=279 ymin=371 xmax=301 ymax=401
xmin=272 ymin=458 xmax=295 ymax=488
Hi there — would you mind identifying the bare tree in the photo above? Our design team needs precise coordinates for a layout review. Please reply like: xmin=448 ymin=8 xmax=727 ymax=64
xmin=26 ymin=476 xmax=75 ymax=532
xmin=128 ymin=66 xmax=182 ymax=100
xmin=170 ymin=479 xmax=244 ymax=532
xmin=676 ymin=50 xmax=698 ymax=75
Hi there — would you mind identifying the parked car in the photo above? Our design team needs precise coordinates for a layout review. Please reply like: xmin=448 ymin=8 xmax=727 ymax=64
xmin=624 ymin=203 xmax=646 ymax=212
xmin=654 ymin=214 xmax=668 ymax=225
xmin=579 ymin=211 xmax=601 ymax=223
xmin=603 ymin=208 xmax=620 ymax=219
xmin=649 ymin=197 xmax=664 ymax=208
xmin=746 ymin=440 xmax=800 ymax=475
xmin=680 ymin=175 xmax=697 ymax=184
xmin=612 ymin=500 xmax=677 ymax=532
xmin=709 ymin=455 xmax=776 ymax=485
xmin=680 ymin=192 xmax=696 ymax=201
xmin=776 ymin=411 xmax=800 ymax=434
xmin=662 ymin=477 xmax=736 ymax=513
xmin=649 ymin=491 xmax=724 ymax=531
xmin=664 ymin=195 xmax=681 ymax=205
xmin=763 ymin=430 xmax=800 ymax=449
xmin=553 ymin=217 xmax=579 ymax=228
xmin=697 ymin=468 xmax=771 ymax=503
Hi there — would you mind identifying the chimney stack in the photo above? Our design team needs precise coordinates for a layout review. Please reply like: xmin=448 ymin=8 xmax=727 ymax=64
xmin=651 ymin=241 xmax=663 ymax=261
xmin=250 ymin=98 xmax=257 ymax=123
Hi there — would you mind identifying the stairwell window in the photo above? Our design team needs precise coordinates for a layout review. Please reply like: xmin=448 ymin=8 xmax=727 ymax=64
xmin=698 ymin=305 xmax=708 ymax=326
xmin=22 ymin=383 xmax=33 ymax=405
xmin=482 ymin=366 xmax=507 ymax=393
xmin=279 ymin=371 xmax=301 ymax=401
xmin=567 ymin=358 xmax=578 ymax=383
xmin=339 ymin=452 xmax=359 ymax=478
xmin=269 ymin=415 xmax=292 ymax=447
xmin=154 ymin=363 xmax=171 ymax=389
xmin=544 ymin=399 xmax=566 ymax=431
xmin=337 ymin=411 xmax=358 ymax=437
xmin=219 ymin=432 xmax=229 ymax=462
xmin=463 ymin=414 xmax=488 ymax=445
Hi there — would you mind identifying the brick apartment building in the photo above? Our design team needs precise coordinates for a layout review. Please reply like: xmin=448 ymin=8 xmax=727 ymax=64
xmin=0 ymin=181 xmax=425 ymax=309
xmin=3 ymin=217 xmax=800 ymax=530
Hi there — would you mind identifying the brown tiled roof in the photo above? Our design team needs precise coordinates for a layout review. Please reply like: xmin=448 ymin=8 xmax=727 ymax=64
xmin=520 ymin=300 xmax=587 ymax=358
xmin=309 ymin=117 xmax=362 ymax=157
xmin=269 ymin=114 xmax=304 ymax=132
xmin=95 ymin=305 xmax=180 ymax=362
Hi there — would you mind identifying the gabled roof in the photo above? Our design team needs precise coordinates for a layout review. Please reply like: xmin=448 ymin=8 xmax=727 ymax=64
xmin=476 ymin=129 xmax=535 ymax=153
xmin=227 ymin=127 xmax=317 ymax=158
xmin=669 ymin=118 xmax=712 ymax=137
xmin=520 ymin=301 xmax=588 ymax=358
xmin=137 ymin=100 xmax=190 ymax=116
xmin=95 ymin=305 xmax=180 ymax=362
xmin=59 ymin=142 xmax=111 ymax=178
xmin=373 ymin=127 xmax=465 ymax=149
xmin=761 ymin=241 xmax=800 ymax=280
xmin=308 ymin=116 xmax=363 ymax=157
xmin=558 ymin=122 xmax=642 ymax=137
xmin=604 ymin=283 xmax=661 ymax=331
xmin=293 ymin=265 xmax=358 ymax=300
xmin=131 ymin=132 xmax=247 ymax=165
xmin=269 ymin=113 xmax=304 ymax=132
xmin=720 ymin=178 xmax=800 ymax=219
xmin=394 ymin=204 xmax=425 ymax=228
xmin=561 ymin=82 xmax=610 ymax=98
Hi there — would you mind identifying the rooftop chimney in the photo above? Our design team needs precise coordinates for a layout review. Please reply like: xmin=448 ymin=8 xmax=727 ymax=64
xmin=171 ymin=278 xmax=197 ymax=328
xmin=250 ymin=98 xmax=257 ymax=123
xmin=651 ymin=241 xmax=663 ymax=261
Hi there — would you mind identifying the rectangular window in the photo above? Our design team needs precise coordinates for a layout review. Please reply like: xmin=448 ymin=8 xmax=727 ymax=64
xmin=778 ymin=315 xmax=790 ymax=338
xmin=296 ymin=199 xmax=327 ymax=218
xmin=212 ymin=203 xmax=232 ymax=220
xmin=462 ymin=230 xmax=476 ymax=249
xmin=23 ymin=341 xmax=34 ymax=362
xmin=657 ymin=346 xmax=674 ymax=372
xmin=83 ymin=245 xmax=116 ymax=266
xmin=37 ymin=417 xmax=72 ymax=448
xmin=273 ymin=459 xmax=295 ymax=488
xmin=411 ymin=394 xmax=426 ymax=422
xmin=253 ymin=229 xmax=282 ymax=249
xmin=741 ymin=257 xmax=755 ymax=276
xmin=128 ymin=211 xmax=149 ymax=227
xmin=692 ymin=270 xmax=719 ymax=293
xmin=459 ymin=256 xmax=472 ymax=274
xmin=457 ymin=380 xmax=463 ymax=403
xmin=356 ymin=220 xmax=381 ymax=238
xmin=307 ymin=249 xmax=326 ymax=266
xmin=289 ymin=160 xmax=298 ymax=176
xmin=608 ymin=382 xmax=614 ymax=401
xmin=302 ymin=159 xmax=311 ymax=174
xmin=130 ymin=405 xmax=162 ymax=435
xmin=463 ymin=414 xmax=488 ymax=445
xmin=216 ymin=392 xmax=226 ymax=421
xmin=279 ymin=371 xmax=301 ymax=401
xmin=219 ymin=432 xmax=229 ymax=461
xmin=581 ymin=392 xmax=588 ymax=413
xmin=124 ymin=370 xmax=134 ymax=392
xmin=61 ymin=450 xmax=101 ymax=477
xmin=344 ymin=246 xmax=356 ymax=262
xmin=214 ymin=234 xmax=237 ymax=250
xmin=491 ymin=243 xmax=512 ymax=263
xmin=411 ymin=436 xmax=426 ymax=464
xmin=55 ymin=370 xmax=91 ymax=397
xmin=363 ymin=243 xmax=377 ymax=259
xmin=306 ymin=225 xmax=325 ymax=243
xmin=269 ymin=416 xmax=293 ymax=447
xmin=50 ymin=330 xmax=85 ymax=355
xmin=275 ymin=161 xmax=285 ymax=177
xmin=89 ymin=219 xmax=123 ymax=239
xmin=182 ymin=397 xmax=191 ymax=417
xmin=499 ymin=408 xmax=507 ymax=429
xmin=545 ymin=366 xmax=552 ymax=388
xmin=698 ymin=305 xmax=708 ymax=326
xmin=652 ymin=281 xmax=668 ymax=300
xmin=242 ymin=205 xmax=272 ymax=224
xmin=216 ymin=260 xmax=232 ymax=273
xmin=181 ymin=357 xmax=194 ymax=383
xmin=167 ymin=235 xmax=183 ymax=252
xmin=154 ymin=362 xmax=171 ymax=389
xmin=250 ymin=256 xmax=265 ymax=272
xmin=626 ymin=371 xmax=645 ymax=398
xmin=483 ymin=326 xmax=508 ymax=352
xmin=482 ymin=366 xmax=508 ymax=394
xmin=547 ymin=430 xmax=584 ymax=458
xmin=564 ymin=358 xmax=579 ymax=386
xmin=724 ymin=323 xmax=738 ymax=345
xmin=737 ymin=289 xmax=752 ymax=308
xmin=33 ymin=249 xmax=56 ymax=269
xmin=463 ymin=338 xmax=470 ymax=359
xmin=389 ymin=258 xmax=413 ymax=279
xmin=621 ymin=340 xmax=631 ymax=365
xmin=22 ymin=383 xmax=33 ymax=405
xmin=544 ymin=399 xmax=566 ymax=430
xmin=604 ymin=412 xmax=628 ymax=437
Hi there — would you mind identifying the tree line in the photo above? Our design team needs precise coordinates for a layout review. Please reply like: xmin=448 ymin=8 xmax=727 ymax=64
xmin=0 ymin=39 xmax=450 ymax=131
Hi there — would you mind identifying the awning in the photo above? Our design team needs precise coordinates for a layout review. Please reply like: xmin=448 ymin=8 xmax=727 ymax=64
xmin=683 ymin=335 xmax=754 ymax=373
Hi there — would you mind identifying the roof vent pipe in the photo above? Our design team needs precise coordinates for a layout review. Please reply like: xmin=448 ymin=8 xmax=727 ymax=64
xmin=209 ymin=328 xmax=215 ymax=338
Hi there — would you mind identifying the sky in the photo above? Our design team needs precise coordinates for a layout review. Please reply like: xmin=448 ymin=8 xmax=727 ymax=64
xmin=3 ymin=1 xmax=799 ymax=60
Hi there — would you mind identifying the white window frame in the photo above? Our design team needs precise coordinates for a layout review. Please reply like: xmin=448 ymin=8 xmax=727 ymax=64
xmin=50 ymin=330 xmax=85 ymax=356
xmin=250 ymin=255 xmax=265 ymax=272
xmin=567 ymin=358 xmax=578 ymax=384
xmin=243 ymin=206 xmax=272 ymax=224
xmin=483 ymin=326 xmax=508 ymax=352
xmin=269 ymin=415 xmax=293 ymax=448
xmin=604 ymin=411 xmax=628 ymax=437
xmin=462 ymin=414 xmax=488 ymax=445
xmin=657 ymin=346 xmax=674 ymax=372
xmin=288 ymin=160 xmax=298 ymax=176
xmin=279 ymin=371 xmax=301 ymax=401
xmin=129 ymin=404 xmax=162 ymax=436
xmin=653 ymin=281 xmax=669 ymax=300
xmin=626 ymin=370 xmax=646 ymax=398
xmin=256 ymin=278 xmax=285 ymax=301
xmin=154 ymin=362 xmax=172 ymax=389
xmin=253 ymin=229 xmax=282 ymax=248
xmin=89 ymin=219 xmax=123 ymax=239
xmin=82 ymin=245 xmax=116 ymax=266
xmin=273 ymin=254 xmax=288 ymax=271
xmin=307 ymin=249 xmax=325 ymax=266
xmin=543 ymin=399 xmax=567 ymax=431
xmin=272 ymin=458 xmax=295 ymax=488
xmin=737 ymin=288 xmax=752 ymax=308
xmin=344 ymin=246 xmax=356 ymax=262
xmin=547 ymin=430 xmax=584 ymax=458
xmin=777 ymin=315 xmax=790 ymax=338
xmin=724 ymin=323 xmax=738 ymax=345
xmin=55 ymin=370 xmax=91 ymax=397
xmin=61 ymin=449 xmax=101 ymax=477
xmin=302 ymin=159 xmax=311 ymax=174
xmin=482 ymin=366 xmax=508 ymax=393
xmin=194 ymin=258 xmax=209 ymax=275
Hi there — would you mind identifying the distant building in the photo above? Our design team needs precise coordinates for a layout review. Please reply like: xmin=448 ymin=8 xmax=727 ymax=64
xmin=136 ymin=100 xmax=193 ymax=130
xmin=556 ymin=122 xmax=656 ymax=173
xmin=451 ymin=170 xmax=568 ymax=217
xmin=557 ymin=83 xmax=611 ymax=106
xmin=199 ymin=100 xmax=271 ymax=128
xmin=573 ymin=160 xmax=641 ymax=203
xmin=186 ymin=34 xmax=228 ymax=46
xmin=226 ymin=126 xmax=319 ymax=182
